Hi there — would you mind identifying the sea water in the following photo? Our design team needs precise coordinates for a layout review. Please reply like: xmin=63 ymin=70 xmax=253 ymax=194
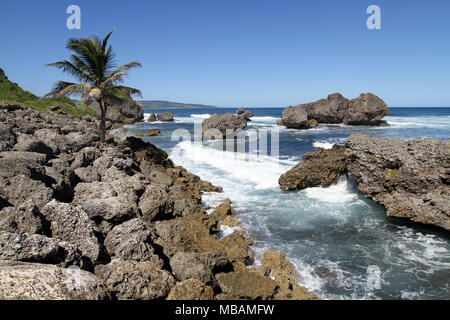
xmin=117 ymin=107 xmax=450 ymax=300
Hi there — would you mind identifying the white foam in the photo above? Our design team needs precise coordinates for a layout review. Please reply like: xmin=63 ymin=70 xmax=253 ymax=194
xmin=313 ymin=141 xmax=334 ymax=149
xmin=304 ymin=175 xmax=358 ymax=203
xmin=170 ymin=141 xmax=297 ymax=190
xmin=190 ymin=113 xmax=211 ymax=119
xmin=217 ymin=224 xmax=242 ymax=239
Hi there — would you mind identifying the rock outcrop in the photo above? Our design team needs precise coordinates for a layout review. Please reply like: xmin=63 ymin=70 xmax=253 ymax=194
xmin=0 ymin=101 xmax=317 ymax=300
xmin=236 ymin=108 xmax=254 ymax=121
xmin=201 ymin=113 xmax=247 ymax=140
xmin=0 ymin=260 xmax=110 ymax=300
xmin=157 ymin=112 xmax=175 ymax=122
xmin=279 ymin=133 xmax=449 ymax=230
xmin=280 ymin=93 xmax=389 ymax=128
xmin=346 ymin=134 xmax=449 ymax=230
xmin=94 ymin=98 xmax=144 ymax=126
xmin=279 ymin=145 xmax=347 ymax=190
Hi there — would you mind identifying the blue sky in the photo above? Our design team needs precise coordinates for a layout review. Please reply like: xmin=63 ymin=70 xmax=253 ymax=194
xmin=1 ymin=0 xmax=449 ymax=107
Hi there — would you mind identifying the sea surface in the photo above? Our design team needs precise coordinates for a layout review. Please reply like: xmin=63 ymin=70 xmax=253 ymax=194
xmin=115 ymin=107 xmax=450 ymax=300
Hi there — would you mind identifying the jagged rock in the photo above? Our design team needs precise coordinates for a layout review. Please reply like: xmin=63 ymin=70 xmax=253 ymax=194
xmin=124 ymin=137 xmax=174 ymax=170
xmin=13 ymin=133 xmax=53 ymax=155
xmin=33 ymin=128 xmax=70 ymax=154
xmin=215 ymin=269 xmax=278 ymax=300
xmin=261 ymin=250 xmax=319 ymax=300
xmin=74 ymin=167 xmax=101 ymax=183
xmin=280 ymin=93 xmax=388 ymax=128
xmin=104 ymin=218 xmax=163 ymax=267
xmin=0 ymin=260 xmax=110 ymax=300
xmin=236 ymin=109 xmax=254 ymax=121
xmin=147 ymin=171 xmax=173 ymax=189
xmin=94 ymin=99 xmax=143 ymax=125
xmin=70 ymin=147 xmax=101 ymax=170
xmin=0 ymin=232 xmax=81 ymax=266
xmin=236 ymin=108 xmax=245 ymax=115
xmin=135 ymin=132 xmax=144 ymax=137
xmin=278 ymin=145 xmax=347 ymax=190
xmin=45 ymin=157 xmax=77 ymax=202
xmin=169 ymin=184 xmax=203 ymax=217
xmin=167 ymin=279 xmax=215 ymax=300
xmin=154 ymin=216 xmax=223 ymax=257
xmin=222 ymin=216 xmax=240 ymax=227
xmin=41 ymin=200 xmax=102 ymax=267
xmin=220 ymin=230 xmax=254 ymax=266
xmin=95 ymin=259 xmax=175 ymax=300
xmin=73 ymin=172 xmax=146 ymax=228
xmin=281 ymin=106 xmax=309 ymax=129
xmin=169 ymin=250 xmax=229 ymax=285
xmin=146 ymin=129 xmax=160 ymax=136
xmin=346 ymin=134 xmax=450 ymax=230
xmin=0 ymin=123 xmax=16 ymax=152
xmin=209 ymin=199 xmax=235 ymax=222
xmin=0 ymin=176 xmax=54 ymax=209
xmin=157 ymin=112 xmax=175 ymax=122
xmin=201 ymin=113 xmax=247 ymax=140
xmin=0 ymin=200 xmax=48 ymax=235
xmin=147 ymin=113 xmax=157 ymax=122
xmin=139 ymin=185 xmax=174 ymax=223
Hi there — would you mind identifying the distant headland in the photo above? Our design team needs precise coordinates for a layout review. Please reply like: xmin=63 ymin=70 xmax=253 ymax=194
xmin=140 ymin=100 xmax=218 ymax=109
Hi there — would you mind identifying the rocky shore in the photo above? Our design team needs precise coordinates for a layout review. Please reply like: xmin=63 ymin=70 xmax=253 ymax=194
xmin=0 ymin=101 xmax=318 ymax=300
xmin=279 ymin=93 xmax=389 ymax=129
xmin=279 ymin=134 xmax=449 ymax=230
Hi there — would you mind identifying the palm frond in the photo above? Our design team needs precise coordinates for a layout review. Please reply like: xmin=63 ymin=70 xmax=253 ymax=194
xmin=113 ymin=85 xmax=143 ymax=98
xmin=109 ymin=61 xmax=142 ymax=77
xmin=101 ymin=72 xmax=128 ymax=87
xmin=45 ymin=61 xmax=93 ymax=83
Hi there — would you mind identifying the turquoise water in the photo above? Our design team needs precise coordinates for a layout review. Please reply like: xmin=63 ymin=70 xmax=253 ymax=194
xmin=117 ymin=107 xmax=450 ymax=300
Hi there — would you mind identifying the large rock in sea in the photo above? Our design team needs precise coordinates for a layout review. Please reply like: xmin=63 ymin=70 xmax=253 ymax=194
xmin=157 ymin=112 xmax=175 ymax=122
xmin=236 ymin=108 xmax=254 ymax=121
xmin=94 ymin=98 xmax=144 ymax=125
xmin=280 ymin=93 xmax=388 ymax=128
xmin=346 ymin=134 xmax=449 ymax=230
xmin=201 ymin=113 xmax=247 ymax=140
xmin=279 ymin=145 xmax=347 ymax=190
xmin=279 ymin=134 xmax=449 ymax=230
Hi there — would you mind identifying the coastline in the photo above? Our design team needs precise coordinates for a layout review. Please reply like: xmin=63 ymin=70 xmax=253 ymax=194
xmin=0 ymin=101 xmax=318 ymax=300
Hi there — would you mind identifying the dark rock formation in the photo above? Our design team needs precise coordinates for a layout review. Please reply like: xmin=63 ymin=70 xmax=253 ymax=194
xmin=201 ymin=113 xmax=247 ymax=140
xmin=236 ymin=108 xmax=254 ymax=121
xmin=346 ymin=134 xmax=449 ymax=230
xmin=94 ymin=259 xmax=175 ymax=300
xmin=279 ymin=145 xmax=347 ymax=190
xmin=157 ymin=112 xmax=175 ymax=122
xmin=94 ymin=99 xmax=144 ymax=125
xmin=279 ymin=133 xmax=449 ymax=230
xmin=147 ymin=113 xmax=157 ymax=122
xmin=280 ymin=93 xmax=388 ymax=128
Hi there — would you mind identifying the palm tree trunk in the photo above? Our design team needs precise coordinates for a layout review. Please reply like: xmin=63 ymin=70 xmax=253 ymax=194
xmin=99 ymin=99 xmax=106 ymax=143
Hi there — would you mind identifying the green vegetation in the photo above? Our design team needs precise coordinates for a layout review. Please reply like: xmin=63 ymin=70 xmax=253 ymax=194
xmin=0 ymin=68 xmax=95 ymax=118
xmin=46 ymin=29 xmax=142 ymax=142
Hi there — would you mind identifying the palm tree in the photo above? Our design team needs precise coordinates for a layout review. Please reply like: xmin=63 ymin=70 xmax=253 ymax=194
xmin=46 ymin=29 xmax=142 ymax=142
